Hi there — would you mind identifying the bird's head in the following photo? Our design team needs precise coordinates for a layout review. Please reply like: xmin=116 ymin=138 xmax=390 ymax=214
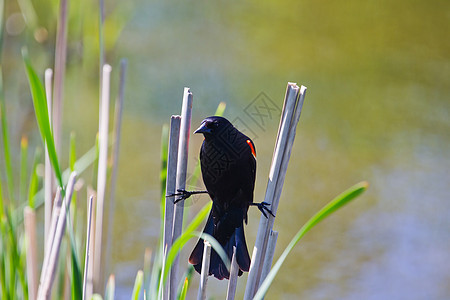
xmin=194 ymin=116 xmax=232 ymax=137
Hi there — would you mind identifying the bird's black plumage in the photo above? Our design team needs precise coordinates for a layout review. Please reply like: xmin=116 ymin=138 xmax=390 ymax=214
xmin=189 ymin=116 xmax=257 ymax=280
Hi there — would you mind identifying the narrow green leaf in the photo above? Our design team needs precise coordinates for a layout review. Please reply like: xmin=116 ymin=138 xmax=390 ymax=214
xmin=177 ymin=265 xmax=194 ymax=299
xmin=69 ymin=131 xmax=78 ymax=228
xmin=214 ymin=101 xmax=226 ymax=117
xmin=27 ymin=147 xmax=41 ymax=209
xmin=70 ymin=245 xmax=83 ymax=300
xmin=178 ymin=277 xmax=189 ymax=300
xmin=131 ymin=270 xmax=144 ymax=300
xmin=22 ymin=48 xmax=63 ymax=189
xmin=185 ymin=203 xmax=212 ymax=236
xmin=0 ymin=89 xmax=15 ymax=203
xmin=0 ymin=217 xmax=9 ymax=299
xmin=161 ymin=231 xmax=229 ymax=290
xmin=253 ymin=181 xmax=369 ymax=300
xmin=105 ymin=275 xmax=115 ymax=300
xmin=70 ymin=131 xmax=76 ymax=171
xmin=4 ymin=207 xmax=27 ymax=299
xmin=157 ymin=201 xmax=212 ymax=298
xmin=91 ymin=133 xmax=99 ymax=189
xmin=20 ymin=136 xmax=29 ymax=204
xmin=0 ymin=158 xmax=4 ymax=217
xmin=148 ymin=247 xmax=161 ymax=300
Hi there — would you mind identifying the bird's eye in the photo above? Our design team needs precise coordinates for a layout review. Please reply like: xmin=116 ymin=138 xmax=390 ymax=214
xmin=206 ymin=122 xmax=214 ymax=129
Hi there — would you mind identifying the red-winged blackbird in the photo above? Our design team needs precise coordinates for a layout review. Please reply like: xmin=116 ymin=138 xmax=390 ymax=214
xmin=173 ymin=116 xmax=273 ymax=280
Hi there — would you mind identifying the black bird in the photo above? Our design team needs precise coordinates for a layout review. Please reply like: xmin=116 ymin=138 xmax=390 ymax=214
xmin=172 ymin=116 xmax=273 ymax=280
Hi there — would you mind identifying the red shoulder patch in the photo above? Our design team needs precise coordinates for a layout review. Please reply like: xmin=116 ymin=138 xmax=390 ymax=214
xmin=246 ymin=139 xmax=256 ymax=158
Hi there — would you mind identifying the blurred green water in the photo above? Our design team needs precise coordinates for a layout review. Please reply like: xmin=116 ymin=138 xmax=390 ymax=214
xmin=3 ymin=0 xmax=449 ymax=298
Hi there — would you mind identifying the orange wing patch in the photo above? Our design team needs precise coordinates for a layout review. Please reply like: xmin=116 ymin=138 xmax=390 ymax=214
xmin=246 ymin=140 xmax=256 ymax=159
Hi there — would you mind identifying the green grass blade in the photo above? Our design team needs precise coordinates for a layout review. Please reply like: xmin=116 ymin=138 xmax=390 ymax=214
xmin=253 ymin=181 xmax=369 ymax=300
xmin=0 ymin=158 xmax=3 ymax=218
xmin=0 ymin=217 xmax=8 ymax=299
xmin=105 ymin=275 xmax=115 ymax=300
xmin=157 ymin=201 xmax=212 ymax=297
xmin=20 ymin=136 xmax=29 ymax=203
xmin=27 ymin=147 xmax=41 ymax=209
xmin=69 ymin=131 xmax=78 ymax=226
xmin=177 ymin=265 xmax=193 ymax=299
xmin=70 ymin=245 xmax=83 ymax=300
xmin=178 ymin=277 xmax=189 ymax=300
xmin=14 ymin=142 xmax=98 ymax=225
xmin=0 ymin=88 xmax=15 ymax=203
xmin=158 ymin=199 xmax=229 ymax=297
xmin=22 ymin=48 xmax=63 ymax=189
xmin=148 ymin=247 xmax=161 ymax=300
xmin=70 ymin=131 xmax=76 ymax=171
xmin=91 ymin=133 xmax=99 ymax=189
xmin=131 ymin=270 xmax=143 ymax=300
xmin=161 ymin=231 xmax=229 ymax=291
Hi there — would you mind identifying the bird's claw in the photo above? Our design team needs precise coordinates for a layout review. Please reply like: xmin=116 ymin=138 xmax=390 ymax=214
xmin=251 ymin=201 xmax=275 ymax=218
xmin=166 ymin=189 xmax=192 ymax=204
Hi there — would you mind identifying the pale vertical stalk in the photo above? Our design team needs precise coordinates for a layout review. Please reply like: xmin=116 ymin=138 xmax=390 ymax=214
xmin=93 ymin=64 xmax=112 ymax=292
xmin=85 ymin=189 xmax=96 ymax=299
xmin=24 ymin=207 xmax=38 ymax=300
xmin=52 ymin=0 xmax=69 ymax=156
xmin=44 ymin=68 xmax=53 ymax=251
xmin=226 ymin=247 xmax=239 ymax=300
xmin=244 ymin=83 xmax=301 ymax=299
xmin=37 ymin=172 xmax=77 ymax=300
xmin=271 ymin=86 xmax=307 ymax=215
xmin=83 ymin=196 xmax=94 ymax=300
xmin=39 ymin=188 xmax=62 ymax=285
xmin=170 ymin=87 xmax=193 ymax=299
xmin=105 ymin=59 xmax=127 ymax=278
xmin=197 ymin=241 xmax=211 ymax=300
xmin=259 ymin=230 xmax=279 ymax=289
xmin=257 ymin=87 xmax=306 ymax=286
xmin=105 ymin=275 xmax=115 ymax=300
xmin=162 ymin=115 xmax=181 ymax=300
xmin=143 ymin=247 xmax=152 ymax=299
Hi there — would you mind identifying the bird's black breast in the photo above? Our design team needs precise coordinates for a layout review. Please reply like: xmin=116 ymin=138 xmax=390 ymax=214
xmin=199 ymin=126 xmax=256 ymax=212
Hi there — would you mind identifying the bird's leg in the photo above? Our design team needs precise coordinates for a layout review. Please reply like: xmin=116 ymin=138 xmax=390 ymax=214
xmin=249 ymin=201 xmax=275 ymax=218
xmin=166 ymin=189 xmax=209 ymax=204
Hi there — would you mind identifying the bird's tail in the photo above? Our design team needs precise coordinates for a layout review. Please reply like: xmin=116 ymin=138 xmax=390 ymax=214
xmin=188 ymin=210 xmax=251 ymax=280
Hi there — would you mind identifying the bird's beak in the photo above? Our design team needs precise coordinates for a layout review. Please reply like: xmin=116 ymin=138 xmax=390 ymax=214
xmin=194 ymin=122 xmax=211 ymax=134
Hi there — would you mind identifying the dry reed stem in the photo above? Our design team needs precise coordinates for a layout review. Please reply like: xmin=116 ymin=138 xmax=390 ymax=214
xmin=197 ymin=241 xmax=211 ymax=300
xmin=93 ymin=64 xmax=112 ymax=292
xmin=170 ymin=87 xmax=193 ymax=299
xmin=37 ymin=172 xmax=77 ymax=300
xmin=83 ymin=195 xmax=94 ymax=300
xmin=259 ymin=230 xmax=278 ymax=287
xmin=162 ymin=115 xmax=181 ymax=300
xmin=44 ymin=68 xmax=53 ymax=252
xmin=40 ymin=188 xmax=62 ymax=284
xmin=226 ymin=247 xmax=239 ymax=300
xmin=24 ymin=206 xmax=38 ymax=300
xmin=244 ymin=83 xmax=302 ymax=299
xmin=105 ymin=58 xmax=127 ymax=279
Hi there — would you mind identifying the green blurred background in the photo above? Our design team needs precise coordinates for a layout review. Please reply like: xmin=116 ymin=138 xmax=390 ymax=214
xmin=2 ymin=0 xmax=449 ymax=298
